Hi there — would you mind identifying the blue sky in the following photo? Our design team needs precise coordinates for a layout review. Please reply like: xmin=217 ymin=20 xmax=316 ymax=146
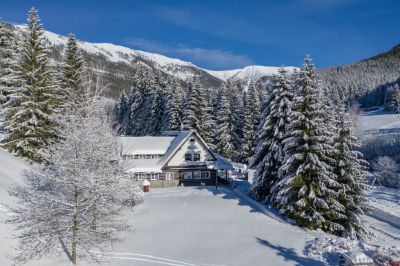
xmin=1 ymin=0 xmax=399 ymax=70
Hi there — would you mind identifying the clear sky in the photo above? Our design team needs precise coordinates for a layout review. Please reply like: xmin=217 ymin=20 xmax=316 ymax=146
xmin=1 ymin=0 xmax=399 ymax=70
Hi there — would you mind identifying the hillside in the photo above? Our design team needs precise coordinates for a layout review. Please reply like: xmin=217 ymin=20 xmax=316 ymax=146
xmin=318 ymin=44 xmax=400 ymax=104
xmin=6 ymin=23 xmax=400 ymax=103
xmin=10 ymin=24 xmax=295 ymax=99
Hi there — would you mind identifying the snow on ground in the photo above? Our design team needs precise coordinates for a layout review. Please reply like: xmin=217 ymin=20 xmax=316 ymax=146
xmin=0 ymin=148 xmax=399 ymax=265
xmin=0 ymin=148 xmax=28 ymax=266
xmin=359 ymin=108 xmax=400 ymax=131
xmin=110 ymin=186 xmax=325 ymax=266
xmin=365 ymin=186 xmax=400 ymax=247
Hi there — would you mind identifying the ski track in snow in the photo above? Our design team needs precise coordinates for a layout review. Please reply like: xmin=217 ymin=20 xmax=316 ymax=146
xmin=104 ymin=252 xmax=225 ymax=266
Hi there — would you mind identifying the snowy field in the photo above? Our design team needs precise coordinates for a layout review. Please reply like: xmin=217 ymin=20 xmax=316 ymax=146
xmin=359 ymin=108 xmax=400 ymax=131
xmin=0 ymin=147 xmax=399 ymax=265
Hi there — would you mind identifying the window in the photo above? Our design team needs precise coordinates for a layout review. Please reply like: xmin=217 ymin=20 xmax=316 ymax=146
xmin=139 ymin=173 xmax=147 ymax=180
xmin=151 ymin=173 xmax=159 ymax=180
xmin=193 ymin=153 xmax=201 ymax=161
xmin=185 ymin=153 xmax=192 ymax=161
xmin=201 ymin=171 xmax=210 ymax=179
xmin=190 ymin=138 xmax=195 ymax=142
xmin=134 ymin=155 xmax=139 ymax=159
xmin=183 ymin=172 xmax=192 ymax=179
xmin=165 ymin=172 xmax=174 ymax=180
xmin=193 ymin=171 xmax=201 ymax=179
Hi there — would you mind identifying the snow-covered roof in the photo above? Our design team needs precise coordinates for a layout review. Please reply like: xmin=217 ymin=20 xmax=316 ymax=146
xmin=118 ymin=136 xmax=175 ymax=155
xmin=123 ymin=159 xmax=163 ymax=173
xmin=119 ymin=131 xmax=193 ymax=172
xmin=207 ymin=154 xmax=234 ymax=170
xmin=158 ymin=131 xmax=195 ymax=166
xmin=119 ymin=131 xmax=235 ymax=173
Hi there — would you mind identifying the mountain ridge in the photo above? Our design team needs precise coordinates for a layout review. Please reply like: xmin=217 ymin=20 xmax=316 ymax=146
xmin=15 ymin=25 xmax=296 ymax=84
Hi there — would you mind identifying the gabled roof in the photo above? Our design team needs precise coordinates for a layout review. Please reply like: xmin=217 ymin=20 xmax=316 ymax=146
xmin=159 ymin=130 xmax=217 ymax=168
xmin=118 ymin=130 xmax=233 ymax=172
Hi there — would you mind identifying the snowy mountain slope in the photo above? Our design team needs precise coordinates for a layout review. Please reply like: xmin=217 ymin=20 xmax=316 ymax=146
xmin=204 ymin=65 xmax=297 ymax=82
xmin=13 ymin=24 xmax=296 ymax=95
xmin=16 ymin=25 xmax=201 ymax=81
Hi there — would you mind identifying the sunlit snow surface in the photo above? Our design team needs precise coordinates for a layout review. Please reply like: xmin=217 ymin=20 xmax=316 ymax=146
xmin=1 ymin=151 xmax=399 ymax=266
xmin=360 ymin=108 xmax=400 ymax=132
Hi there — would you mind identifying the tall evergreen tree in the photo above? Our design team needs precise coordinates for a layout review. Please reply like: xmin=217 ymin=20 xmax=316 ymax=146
xmin=182 ymin=79 xmax=207 ymax=135
xmin=0 ymin=22 xmax=20 ymax=109
xmin=62 ymin=33 xmax=86 ymax=112
xmin=242 ymin=83 xmax=260 ymax=164
xmin=2 ymin=8 xmax=61 ymax=162
xmin=126 ymin=66 xmax=153 ymax=136
xmin=250 ymin=68 xmax=293 ymax=202
xmin=203 ymin=89 xmax=217 ymax=149
xmin=115 ymin=90 xmax=129 ymax=134
xmin=384 ymin=84 xmax=400 ymax=113
xmin=146 ymin=75 xmax=166 ymax=135
xmin=167 ymin=78 xmax=183 ymax=131
xmin=215 ymin=86 xmax=241 ymax=159
xmin=333 ymin=106 xmax=369 ymax=239
xmin=275 ymin=56 xmax=342 ymax=232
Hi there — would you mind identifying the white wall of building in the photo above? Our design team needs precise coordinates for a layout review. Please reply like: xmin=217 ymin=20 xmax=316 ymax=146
xmin=166 ymin=134 xmax=214 ymax=167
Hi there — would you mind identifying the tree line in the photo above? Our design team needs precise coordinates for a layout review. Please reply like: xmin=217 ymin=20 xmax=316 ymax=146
xmin=114 ymin=67 xmax=265 ymax=163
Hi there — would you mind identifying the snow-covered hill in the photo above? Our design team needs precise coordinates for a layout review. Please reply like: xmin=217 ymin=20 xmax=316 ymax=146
xmin=15 ymin=25 xmax=296 ymax=84
xmin=204 ymin=65 xmax=297 ymax=82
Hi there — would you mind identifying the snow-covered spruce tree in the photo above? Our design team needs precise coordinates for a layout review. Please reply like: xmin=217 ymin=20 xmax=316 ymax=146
xmin=384 ymin=83 xmax=400 ymax=113
xmin=2 ymin=8 xmax=61 ymax=162
xmin=227 ymin=79 xmax=245 ymax=145
xmin=182 ymin=78 xmax=207 ymax=135
xmin=0 ymin=22 xmax=21 ymax=109
xmin=115 ymin=90 xmax=129 ymax=134
xmin=242 ymin=82 xmax=260 ymax=164
xmin=146 ymin=75 xmax=167 ymax=135
xmin=215 ymin=86 xmax=241 ymax=159
xmin=8 ymin=86 xmax=143 ymax=265
xmin=202 ymin=89 xmax=217 ymax=149
xmin=167 ymin=78 xmax=183 ymax=131
xmin=126 ymin=65 xmax=153 ymax=136
xmin=62 ymin=33 xmax=87 ymax=112
xmin=274 ymin=56 xmax=342 ymax=232
xmin=332 ymin=105 xmax=369 ymax=239
xmin=250 ymin=68 xmax=293 ymax=202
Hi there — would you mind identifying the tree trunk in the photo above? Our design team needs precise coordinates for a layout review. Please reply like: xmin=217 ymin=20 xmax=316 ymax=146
xmin=91 ymin=204 xmax=97 ymax=231
xmin=72 ymin=185 xmax=78 ymax=265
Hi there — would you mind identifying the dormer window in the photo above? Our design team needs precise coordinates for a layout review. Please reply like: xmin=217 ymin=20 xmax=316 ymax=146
xmin=185 ymin=153 xmax=192 ymax=161
xmin=193 ymin=153 xmax=201 ymax=161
